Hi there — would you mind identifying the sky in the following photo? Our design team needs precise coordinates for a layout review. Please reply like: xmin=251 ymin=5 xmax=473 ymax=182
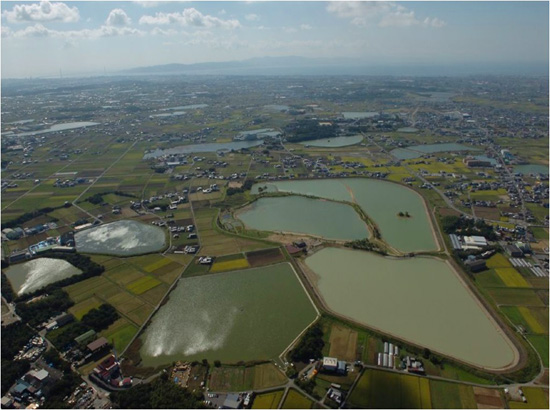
xmin=1 ymin=1 xmax=549 ymax=78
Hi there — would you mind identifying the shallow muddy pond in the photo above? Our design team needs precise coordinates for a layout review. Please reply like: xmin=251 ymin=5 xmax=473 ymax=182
xmin=305 ymin=248 xmax=517 ymax=369
xmin=139 ymin=263 xmax=317 ymax=366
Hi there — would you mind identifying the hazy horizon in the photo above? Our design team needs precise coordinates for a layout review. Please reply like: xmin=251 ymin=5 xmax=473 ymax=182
xmin=1 ymin=1 xmax=549 ymax=79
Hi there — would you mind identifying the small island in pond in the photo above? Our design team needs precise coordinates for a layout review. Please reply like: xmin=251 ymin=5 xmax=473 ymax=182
xmin=398 ymin=211 xmax=411 ymax=218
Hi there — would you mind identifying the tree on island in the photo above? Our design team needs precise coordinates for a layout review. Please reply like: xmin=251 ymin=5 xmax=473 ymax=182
xmin=397 ymin=211 xmax=411 ymax=218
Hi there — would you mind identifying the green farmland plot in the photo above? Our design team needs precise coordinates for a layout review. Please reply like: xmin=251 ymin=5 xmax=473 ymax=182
xmin=126 ymin=276 xmax=162 ymax=295
xmin=282 ymin=389 xmax=313 ymax=409
xmin=348 ymin=369 xmax=432 ymax=409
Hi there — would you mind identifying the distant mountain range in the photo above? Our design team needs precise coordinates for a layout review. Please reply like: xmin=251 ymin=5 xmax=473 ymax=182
xmin=120 ymin=56 xmax=549 ymax=76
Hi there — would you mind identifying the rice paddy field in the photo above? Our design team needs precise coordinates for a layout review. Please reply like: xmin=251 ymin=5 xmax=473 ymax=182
xmin=281 ymin=389 xmax=314 ymax=409
xmin=62 ymin=253 xmax=187 ymax=357
xmin=473 ymin=252 xmax=549 ymax=373
xmin=252 ymin=390 xmax=284 ymax=409
xmin=507 ymin=387 xmax=549 ymax=409
xmin=348 ymin=369 xmax=432 ymax=409
xmin=208 ymin=363 xmax=286 ymax=391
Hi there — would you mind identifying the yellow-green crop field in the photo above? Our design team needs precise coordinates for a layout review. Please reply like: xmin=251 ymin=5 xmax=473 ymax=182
xmin=508 ymin=388 xmax=549 ymax=409
xmin=282 ymin=389 xmax=313 ymax=409
xmin=252 ymin=390 xmax=284 ymax=409
xmin=495 ymin=268 xmax=530 ymax=288
xmin=210 ymin=258 xmax=250 ymax=272
xmin=487 ymin=254 xmax=514 ymax=270
xmin=126 ymin=276 xmax=162 ymax=295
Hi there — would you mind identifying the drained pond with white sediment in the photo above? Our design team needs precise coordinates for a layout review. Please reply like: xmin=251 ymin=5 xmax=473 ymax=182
xmin=139 ymin=263 xmax=317 ymax=366
xmin=5 ymin=258 xmax=82 ymax=295
xmin=75 ymin=220 xmax=166 ymax=256
xmin=251 ymin=178 xmax=437 ymax=253
xmin=237 ymin=196 xmax=370 ymax=241
xmin=304 ymin=247 xmax=517 ymax=369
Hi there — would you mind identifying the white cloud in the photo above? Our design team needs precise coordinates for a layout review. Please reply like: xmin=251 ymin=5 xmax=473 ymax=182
xmin=105 ymin=9 xmax=131 ymax=27
xmin=2 ymin=1 xmax=79 ymax=24
xmin=327 ymin=1 xmax=445 ymax=28
xmin=424 ymin=17 xmax=446 ymax=28
xmin=10 ymin=23 xmax=145 ymax=39
xmin=139 ymin=8 xmax=241 ymax=29
xmin=300 ymin=24 xmax=312 ymax=30
xmin=1 ymin=26 xmax=11 ymax=38
xmin=150 ymin=27 xmax=178 ymax=36
xmin=245 ymin=14 xmax=259 ymax=21
xmin=133 ymin=1 xmax=161 ymax=8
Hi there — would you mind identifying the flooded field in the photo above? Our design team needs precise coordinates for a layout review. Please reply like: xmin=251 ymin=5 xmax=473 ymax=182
xmin=305 ymin=248 xmax=517 ymax=369
xmin=237 ymin=196 xmax=369 ymax=240
xmin=301 ymin=135 xmax=363 ymax=147
xmin=251 ymin=178 xmax=437 ymax=253
xmin=75 ymin=220 xmax=166 ymax=256
xmin=391 ymin=143 xmax=480 ymax=159
xmin=139 ymin=263 xmax=317 ymax=366
xmin=143 ymin=140 xmax=263 ymax=159
xmin=6 ymin=258 xmax=82 ymax=295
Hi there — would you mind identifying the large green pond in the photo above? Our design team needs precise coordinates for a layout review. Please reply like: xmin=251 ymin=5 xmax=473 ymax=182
xmin=6 ymin=258 xmax=82 ymax=295
xmin=305 ymin=248 xmax=517 ymax=369
xmin=237 ymin=196 xmax=369 ymax=240
xmin=251 ymin=178 xmax=437 ymax=253
xmin=139 ymin=263 xmax=317 ymax=366
xmin=75 ymin=220 xmax=166 ymax=256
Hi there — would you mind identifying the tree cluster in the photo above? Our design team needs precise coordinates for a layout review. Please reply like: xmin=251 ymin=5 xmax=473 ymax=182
xmin=16 ymin=289 xmax=74 ymax=327
xmin=290 ymin=324 xmax=325 ymax=363
xmin=1 ymin=323 xmax=34 ymax=394
xmin=81 ymin=304 xmax=119 ymax=332
xmin=84 ymin=190 xmax=137 ymax=205
xmin=226 ymin=179 xmax=254 ymax=196
xmin=441 ymin=215 xmax=497 ymax=240
xmin=284 ymin=119 xmax=338 ymax=143
xmin=110 ymin=374 xmax=205 ymax=409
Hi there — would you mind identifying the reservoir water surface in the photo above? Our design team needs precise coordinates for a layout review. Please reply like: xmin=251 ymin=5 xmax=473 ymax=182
xmin=305 ymin=248 xmax=517 ymax=369
xmin=237 ymin=196 xmax=370 ymax=240
xmin=251 ymin=178 xmax=437 ymax=253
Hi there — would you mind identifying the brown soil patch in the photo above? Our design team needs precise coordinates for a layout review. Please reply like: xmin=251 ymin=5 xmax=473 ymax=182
xmin=474 ymin=207 xmax=502 ymax=220
xmin=437 ymin=207 xmax=461 ymax=217
xmin=246 ymin=248 xmax=285 ymax=267
xmin=473 ymin=387 xmax=504 ymax=408
xmin=228 ymin=181 xmax=243 ymax=189
xmin=328 ymin=324 xmax=358 ymax=362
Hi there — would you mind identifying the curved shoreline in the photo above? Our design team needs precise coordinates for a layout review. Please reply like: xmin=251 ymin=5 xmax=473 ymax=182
xmin=296 ymin=247 xmax=521 ymax=373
